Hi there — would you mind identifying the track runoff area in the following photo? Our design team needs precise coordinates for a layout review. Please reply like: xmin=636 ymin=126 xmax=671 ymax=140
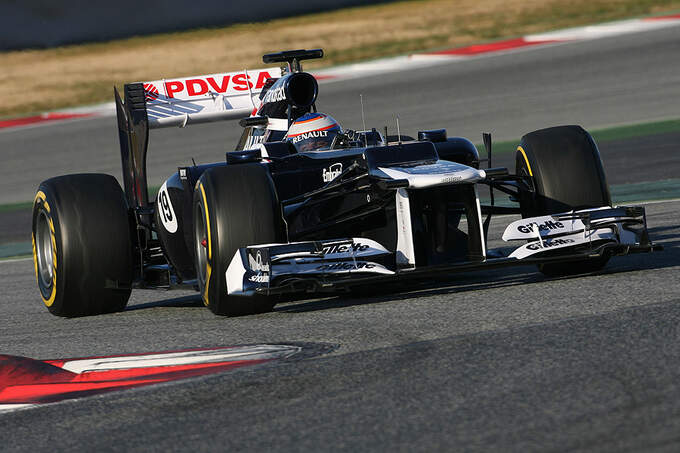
xmin=0 ymin=14 xmax=679 ymax=448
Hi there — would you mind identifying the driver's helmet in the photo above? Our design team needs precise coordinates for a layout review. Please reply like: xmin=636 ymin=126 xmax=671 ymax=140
xmin=285 ymin=113 xmax=342 ymax=152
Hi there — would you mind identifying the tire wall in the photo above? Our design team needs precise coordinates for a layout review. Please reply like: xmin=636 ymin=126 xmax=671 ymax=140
xmin=2 ymin=0 xmax=397 ymax=50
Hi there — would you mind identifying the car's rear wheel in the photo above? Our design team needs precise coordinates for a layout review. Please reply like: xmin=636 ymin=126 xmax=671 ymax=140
xmin=32 ymin=174 xmax=133 ymax=316
xmin=516 ymin=125 xmax=612 ymax=276
xmin=193 ymin=164 xmax=285 ymax=316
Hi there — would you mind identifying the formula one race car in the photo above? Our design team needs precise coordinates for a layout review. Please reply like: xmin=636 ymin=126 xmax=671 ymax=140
xmin=32 ymin=49 xmax=661 ymax=317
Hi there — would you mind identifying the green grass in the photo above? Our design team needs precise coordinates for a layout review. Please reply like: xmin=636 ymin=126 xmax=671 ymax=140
xmin=0 ymin=242 xmax=32 ymax=259
xmin=591 ymin=119 xmax=680 ymax=142
xmin=0 ymin=201 xmax=33 ymax=213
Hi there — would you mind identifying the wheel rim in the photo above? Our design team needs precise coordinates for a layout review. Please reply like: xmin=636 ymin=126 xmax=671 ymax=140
xmin=35 ymin=210 xmax=54 ymax=290
xmin=194 ymin=200 xmax=208 ymax=285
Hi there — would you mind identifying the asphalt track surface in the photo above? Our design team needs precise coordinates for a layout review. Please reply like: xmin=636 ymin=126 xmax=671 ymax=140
xmin=1 ymin=24 xmax=680 ymax=452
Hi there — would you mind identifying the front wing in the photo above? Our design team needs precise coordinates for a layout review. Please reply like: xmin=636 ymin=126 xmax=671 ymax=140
xmin=224 ymin=206 xmax=661 ymax=297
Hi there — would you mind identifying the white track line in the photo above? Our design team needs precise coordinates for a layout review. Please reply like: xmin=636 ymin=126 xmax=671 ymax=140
xmin=60 ymin=345 xmax=301 ymax=373
xmin=525 ymin=17 xmax=680 ymax=41
xmin=0 ymin=404 xmax=37 ymax=414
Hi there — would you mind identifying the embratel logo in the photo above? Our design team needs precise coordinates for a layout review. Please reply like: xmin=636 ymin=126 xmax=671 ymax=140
xmin=144 ymin=83 xmax=159 ymax=101
xmin=323 ymin=163 xmax=343 ymax=182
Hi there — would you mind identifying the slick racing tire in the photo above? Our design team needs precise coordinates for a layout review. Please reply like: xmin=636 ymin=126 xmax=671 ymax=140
xmin=515 ymin=125 xmax=612 ymax=277
xmin=193 ymin=164 xmax=285 ymax=316
xmin=32 ymin=174 xmax=133 ymax=317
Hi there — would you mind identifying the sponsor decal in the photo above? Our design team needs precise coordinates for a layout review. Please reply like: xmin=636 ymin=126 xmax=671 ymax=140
xmin=322 ymin=163 xmax=343 ymax=182
xmin=397 ymin=198 xmax=408 ymax=235
xmin=144 ymin=83 xmax=159 ymax=101
xmin=517 ymin=220 xmax=565 ymax=234
xmin=294 ymin=130 xmax=329 ymax=144
xmin=509 ymin=229 xmax=615 ymax=259
xmin=244 ymin=127 xmax=267 ymax=150
xmin=157 ymin=182 xmax=178 ymax=233
xmin=316 ymin=262 xmax=376 ymax=271
xmin=322 ymin=242 xmax=369 ymax=255
xmin=158 ymin=71 xmax=274 ymax=99
xmin=248 ymin=250 xmax=270 ymax=272
xmin=247 ymin=249 xmax=270 ymax=284
xmin=261 ymin=85 xmax=286 ymax=104
xmin=526 ymin=238 xmax=575 ymax=251
xmin=441 ymin=175 xmax=462 ymax=183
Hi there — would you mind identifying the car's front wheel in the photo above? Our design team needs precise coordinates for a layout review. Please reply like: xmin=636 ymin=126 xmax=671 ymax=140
xmin=193 ymin=164 xmax=285 ymax=316
xmin=515 ymin=125 xmax=612 ymax=276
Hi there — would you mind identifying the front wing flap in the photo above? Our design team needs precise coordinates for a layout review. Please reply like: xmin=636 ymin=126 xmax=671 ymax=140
xmin=502 ymin=206 xmax=651 ymax=259
xmin=225 ymin=238 xmax=395 ymax=296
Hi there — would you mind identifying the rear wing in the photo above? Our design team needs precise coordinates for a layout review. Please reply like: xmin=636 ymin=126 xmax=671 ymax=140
xmin=114 ymin=67 xmax=282 ymax=215
xmin=139 ymin=68 xmax=281 ymax=129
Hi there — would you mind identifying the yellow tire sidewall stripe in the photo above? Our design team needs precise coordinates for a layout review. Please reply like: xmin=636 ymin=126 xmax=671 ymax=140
xmin=33 ymin=190 xmax=58 ymax=307
xmin=199 ymin=182 xmax=212 ymax=306
xmin=517 ymin=146 xmax=534 ymax=177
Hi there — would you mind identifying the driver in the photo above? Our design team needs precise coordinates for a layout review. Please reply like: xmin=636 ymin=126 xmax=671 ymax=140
xmin=285 ymin=113 xmax=342 ymax=152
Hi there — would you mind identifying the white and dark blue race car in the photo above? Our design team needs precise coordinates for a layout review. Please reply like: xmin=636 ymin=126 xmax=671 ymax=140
xmin=32 ymin=49 xmax=661 ymax=317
